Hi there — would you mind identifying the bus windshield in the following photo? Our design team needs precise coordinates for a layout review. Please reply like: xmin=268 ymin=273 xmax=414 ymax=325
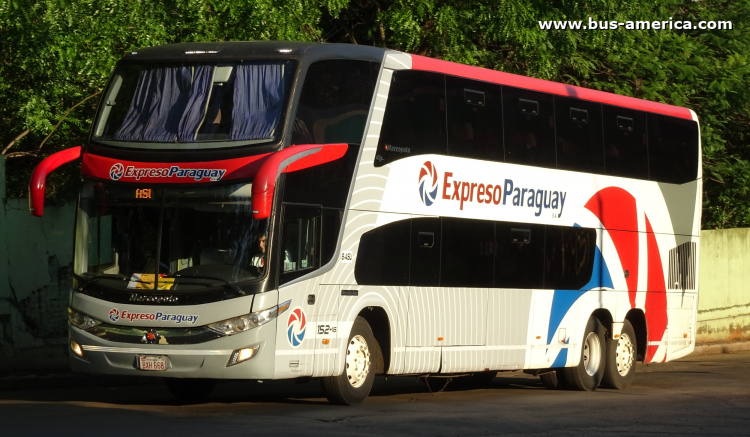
xmin=74 ymin=181 xmax=269 ymax=292
xmin=92 ymin=60 xmax=295 ymax=149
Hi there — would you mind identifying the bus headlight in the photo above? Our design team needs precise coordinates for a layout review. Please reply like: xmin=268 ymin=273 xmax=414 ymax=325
xmin=68 ymin=308 xmax=103 ymax=331
xmin=207 ymin=300 xmax=291 ymax=336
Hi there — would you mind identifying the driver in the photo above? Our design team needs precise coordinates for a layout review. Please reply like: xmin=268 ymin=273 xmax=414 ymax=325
xmin=250 ymin=234 xmax=267 ymax=275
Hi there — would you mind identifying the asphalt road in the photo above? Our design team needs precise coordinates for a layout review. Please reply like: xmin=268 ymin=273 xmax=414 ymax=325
xmin=2 ymin=351 xmax=750 ymax=436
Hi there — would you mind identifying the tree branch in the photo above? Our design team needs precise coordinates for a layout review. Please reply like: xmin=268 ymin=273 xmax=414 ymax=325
xmin=4 ymin=150 xmax=38 ymax=159
xmin=37 ymin=91 xmax=101 ymax=151
xmin=1 ymin=129 xmax=30 ymax=155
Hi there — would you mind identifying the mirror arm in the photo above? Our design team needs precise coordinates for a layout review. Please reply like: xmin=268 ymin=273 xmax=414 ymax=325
xmin=29 ymin=146 xmax=82 ymax=217
xmin=251 ymin=143 xmax=347 ymax=219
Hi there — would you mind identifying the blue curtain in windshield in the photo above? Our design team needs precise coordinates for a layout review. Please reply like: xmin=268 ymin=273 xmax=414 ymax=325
xmin=230 ymin=64 xmax=285 ymax=141
xmin=176 ymin=66 xmax=215 ymax=141
xmin=114 ymin=66 xmax=213 ymax=142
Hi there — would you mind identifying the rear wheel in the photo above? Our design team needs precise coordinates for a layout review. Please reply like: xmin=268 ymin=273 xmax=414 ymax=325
xmin=601 ymin=320 xmax=637 ymax=389
xmin=564 ymin=317 xmax=606 ymax=391
xmin=321 ymin=317 xmax=376 ymax=405
xmin=165 ymin=378 xmax=216 ymax=403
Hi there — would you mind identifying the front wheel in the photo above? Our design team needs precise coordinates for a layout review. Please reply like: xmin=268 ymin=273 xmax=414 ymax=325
xmin=321 ymin=317 xmax=376 ymax=405
xmin=564 ymin=316 xmax=606 ymax=391
xmin=601 ymin=320 xmax=637 ymax=389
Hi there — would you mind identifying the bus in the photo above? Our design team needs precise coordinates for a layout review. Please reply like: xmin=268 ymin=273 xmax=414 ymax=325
xmin=30 ymin=41 xmax=701 ymax=405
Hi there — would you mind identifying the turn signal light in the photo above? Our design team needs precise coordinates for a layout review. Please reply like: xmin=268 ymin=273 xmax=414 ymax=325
xmin=70 ymin=340 xmax=85 ymax=358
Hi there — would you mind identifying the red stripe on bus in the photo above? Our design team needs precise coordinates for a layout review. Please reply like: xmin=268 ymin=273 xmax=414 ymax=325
xmin=644 ymin=215 xmax=668 ymax=363
xmin=410 ymin=55 xmax=693 ymax=120
xmin=584 ymin=187 xmax=639 ymax=303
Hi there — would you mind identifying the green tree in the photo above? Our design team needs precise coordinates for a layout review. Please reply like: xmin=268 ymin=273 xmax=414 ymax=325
xmin=2 ymin=0 xmax=748 ymax=228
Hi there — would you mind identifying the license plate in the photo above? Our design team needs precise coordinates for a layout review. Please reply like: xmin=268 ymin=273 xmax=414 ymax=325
xmin=138 ymin=355 xmax=168 ymax=371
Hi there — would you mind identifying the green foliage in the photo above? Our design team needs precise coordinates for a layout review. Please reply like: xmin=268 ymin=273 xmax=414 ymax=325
xmin=1 ymin=0 xmax=748 ymax=228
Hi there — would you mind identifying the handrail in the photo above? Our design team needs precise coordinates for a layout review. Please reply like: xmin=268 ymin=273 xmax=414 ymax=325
xmin=251 ymin=143 xmax=347 ymax=219
xmin=29 ymin=146 xmax=82 ymax=216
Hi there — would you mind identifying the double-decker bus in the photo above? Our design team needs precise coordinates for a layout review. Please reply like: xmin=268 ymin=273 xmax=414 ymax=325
xmin=30 ymin=41 xmax=701 ymax=405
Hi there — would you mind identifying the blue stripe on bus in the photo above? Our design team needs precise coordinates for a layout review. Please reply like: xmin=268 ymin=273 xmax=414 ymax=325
xmin=546 ymin=245 xmax=613 ymax=345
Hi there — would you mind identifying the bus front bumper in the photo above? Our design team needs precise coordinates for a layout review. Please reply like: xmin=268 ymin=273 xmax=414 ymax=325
xmin=68 ymin=322 xmax=277 ymax=379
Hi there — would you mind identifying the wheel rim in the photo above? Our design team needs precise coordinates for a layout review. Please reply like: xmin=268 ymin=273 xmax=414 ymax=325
xmin=583 ymin=331 xmax=602 ymax=376
xmin=615 ymin=333 xmax=635 ymax=376
xmin=345 ymin=334 xmax=371 ymax=388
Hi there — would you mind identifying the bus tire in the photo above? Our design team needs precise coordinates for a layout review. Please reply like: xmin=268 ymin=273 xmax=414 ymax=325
xmin=165 ymin=378 xmax=215 ymax=403
xmin=601 ymin=320 xmax=637 ymax=389
xmin=564 ymin=316 xmax=606 ymax=391
xmin=321 ymin=316 xmax=376 ymax=405
xmin=540 ymin=370 xmax=568 ymax=390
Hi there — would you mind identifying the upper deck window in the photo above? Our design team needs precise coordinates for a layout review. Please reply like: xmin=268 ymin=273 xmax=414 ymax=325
xmin=93 ymin=61 xmax=295 ymax=149
xmin=292 ymin=60 xmax=378 ymax=145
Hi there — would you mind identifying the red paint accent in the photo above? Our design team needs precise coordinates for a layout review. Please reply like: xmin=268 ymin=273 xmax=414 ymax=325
xmin=411 ymin=55 xmax=693 ymax=121
xmin=81 ymin=152 xmax=272 ymax=183
xmin=644 ymin=215 xmax=668 ymax=363
xmin=251 ymin=144 xmax=348 ymax=219
xmin=80 ymin=144 xmax=346 ymax=220
xmin=29 ymin=146 xmax=83 ymax=217
xmin=584 ymin=187 xmax=639 ymax=305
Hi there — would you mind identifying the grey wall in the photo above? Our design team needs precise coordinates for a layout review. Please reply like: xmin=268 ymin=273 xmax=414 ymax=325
xmin=0 ymin=156 xmax=75 ymax=372
xmin=697 ymin=228 xmax=750 ymax=343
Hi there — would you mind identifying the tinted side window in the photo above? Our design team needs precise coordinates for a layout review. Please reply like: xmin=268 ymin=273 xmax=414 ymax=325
xmin=603 ymin=106 xmax=648 ymax=179
xmin=544 ymin=226 xmax=595 ymax=290
xmin=555 ymin=96 xmax=604 ymax=173
xmin=410 ymin=217 xmax=441 ymax=286
xmin=441 ymin=218 xmax=494 ymax=287
xmin=503 ymin=87 xmax=556 ymax=168
xmin=376 ymin=71 xmax=446 ymax=167
xmin=293 ymin=60 xmax=377 ymax=145
xmin=648 ymin=114 xmax=699 ymax=184
xmin=281 ymin=142 xmax=358 ymax=208
xmin=495 ymin=223 xmax=545 ymax=288
xmin=279 ymin=204 xmax=321 ymax=285
xmin=354 ymin=218 xmax=410 ymax=286
xmin=446 ymin=76 xmax=503 ymax=161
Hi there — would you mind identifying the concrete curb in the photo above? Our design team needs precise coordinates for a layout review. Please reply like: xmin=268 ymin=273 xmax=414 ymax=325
xmin=692 ymin=341 xmax=750 ymax=356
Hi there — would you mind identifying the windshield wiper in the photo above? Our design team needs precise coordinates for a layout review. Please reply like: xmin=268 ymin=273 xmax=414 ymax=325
xmin=167 ymin=273 xmax=245 ymax=295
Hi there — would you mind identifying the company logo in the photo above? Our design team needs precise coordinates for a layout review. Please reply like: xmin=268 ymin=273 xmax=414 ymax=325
xmin=109 ymin=165 xmax=227 ymax=182
xmin=286 ymin=307 xmax=307 ymax=348
xmin=107 ymin=309 xmax=199 ymax=325
xmin=440 ymin=171 xmax=568 ymax=217
xmin=418 ymin=161 xmax=439 ymax=206
xmin=109 ymin=308 xmax=120 ymax=322
xmin=109 ymin=163 xmax=125 ymax=181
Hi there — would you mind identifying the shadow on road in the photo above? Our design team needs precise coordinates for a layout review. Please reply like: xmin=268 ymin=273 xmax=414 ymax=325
xmin=0 ymin=372 xmax=545 ymax=407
